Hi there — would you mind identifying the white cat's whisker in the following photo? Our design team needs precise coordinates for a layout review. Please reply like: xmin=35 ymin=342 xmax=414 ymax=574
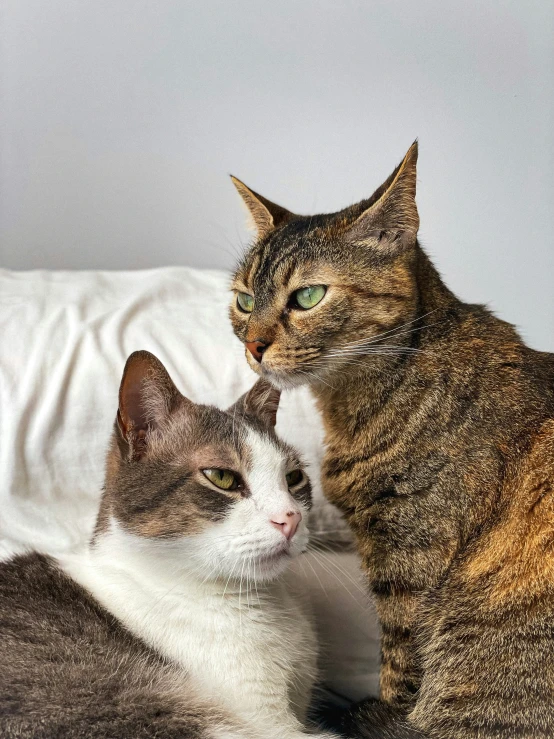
xmin=299 ymin=553 xmax=331 ymax=603
xmin=308 ymin=539 xmax=368 ymax=596
xmin=305 ymin=550 xmax=368 ymax=609
xmin=221 ymin=556 xmax=241 ymax=598
xmin=252 ymin=557 xmax=262 ymax=609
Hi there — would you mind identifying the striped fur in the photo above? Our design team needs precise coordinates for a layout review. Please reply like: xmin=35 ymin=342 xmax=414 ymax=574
xmin=230 ymin=143 xmax=554 ymax=737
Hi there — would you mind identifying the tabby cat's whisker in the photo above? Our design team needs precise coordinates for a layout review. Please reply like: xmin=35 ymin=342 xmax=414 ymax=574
xmin=306 ymin=352 xmax=415 ymax=372
xmin=327 ymin=345 xmax=428 ymax=357
xmin=336 ymin=309 xmax=441 ymax=351
xmin=333 ymin=324 xmax=441 ymax=354
xmin=294 ymin=366 xmax=336 ymax=391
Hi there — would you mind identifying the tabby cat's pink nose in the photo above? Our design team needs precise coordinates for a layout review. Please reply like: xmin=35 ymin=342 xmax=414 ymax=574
xmin=245 ymin=339 xmax=269 ymax=363
xmin=270 ymin=511 xmax=302 ymax=540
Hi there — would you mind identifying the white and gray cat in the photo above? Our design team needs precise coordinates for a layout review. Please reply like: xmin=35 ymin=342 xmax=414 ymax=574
xmin=0 ymin=350 xmax=341 ymax=739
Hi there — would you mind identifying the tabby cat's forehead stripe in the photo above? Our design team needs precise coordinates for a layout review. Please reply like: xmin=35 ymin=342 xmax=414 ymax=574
xmin=253 ymin=229 xmax=307 ymax=289
xmin=242 ymin=249 xmax=263 ymax=290
xmin=259 ymin=238 xmax=302 ymax=283
xmin=239 ymin=230 xmax=306 ymax=295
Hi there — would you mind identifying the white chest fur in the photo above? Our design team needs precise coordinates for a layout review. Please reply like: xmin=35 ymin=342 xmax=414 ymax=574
xmin=60 ymin=526 xmax=319 ymax=733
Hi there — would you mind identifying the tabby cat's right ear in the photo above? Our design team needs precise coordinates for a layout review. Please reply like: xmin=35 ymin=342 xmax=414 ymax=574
xmin=230 ymin=176 xmax=295 ymax=239
xmin=346 ymin=141 xmax=420 ymax=253
xmin=117 ymin=351 xmax=184 ymax=461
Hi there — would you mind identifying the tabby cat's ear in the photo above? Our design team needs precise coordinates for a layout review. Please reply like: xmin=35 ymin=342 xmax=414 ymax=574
xmin=229 ymin=379 xmax=281 ymax=428
xmin=346 ymin=141 xmax=419 ymax=252
xmin=117 ymin=351 xmax=184 ymax=461
xmin=230 ymin=176 xmax=295 ymax=239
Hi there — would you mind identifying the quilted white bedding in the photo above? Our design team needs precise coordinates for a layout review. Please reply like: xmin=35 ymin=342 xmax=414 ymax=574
xmin=0 ymin=266 xmax=380 ymax=701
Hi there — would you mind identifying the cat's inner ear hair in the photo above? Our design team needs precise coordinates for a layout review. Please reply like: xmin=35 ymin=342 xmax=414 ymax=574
xmin=346 ymin=140 xmax=419 ymax=251
xmin=229 ymin=379 xmax=281 ymax=428
xmin=117 ymin=350 xmax=184 ymax=461
xmin=230 ymin=176 xmax=295 ymax=239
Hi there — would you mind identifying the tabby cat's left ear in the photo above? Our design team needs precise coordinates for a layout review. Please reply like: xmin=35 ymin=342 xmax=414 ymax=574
xmin=346 ymin=141 xmax=420 ymax=251
xmin=230 ymin=176 xmax=295 ymax=239
xmin=228 ymin=379 xmax=281 ymax=428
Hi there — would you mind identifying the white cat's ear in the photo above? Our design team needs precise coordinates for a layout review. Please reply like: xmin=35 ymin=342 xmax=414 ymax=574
xmin=230 ymin=176 xmax=295 ymax=239
xmin=229 ymin=379 xmax=281 ymax=428
xmin=346 ymin=141 xmax=419 ymax=252
xmin=117 ymin=351 xmax=184 ymax=461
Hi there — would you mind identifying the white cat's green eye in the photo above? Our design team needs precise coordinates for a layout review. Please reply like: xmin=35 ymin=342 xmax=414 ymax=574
xmin=293 ymin=285 xmax=326 ymax=310
xmin=203 ymin=468 xmax=239 ymax=491
xmin=285 ymin=469 xmax=303 ymax=487
xmin=237 ymin=292 xmax=254 ymax=313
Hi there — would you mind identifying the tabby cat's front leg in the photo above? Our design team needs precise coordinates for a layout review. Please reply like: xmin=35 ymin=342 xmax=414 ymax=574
xmin=374 ymin=590 xmax=422 ymax=706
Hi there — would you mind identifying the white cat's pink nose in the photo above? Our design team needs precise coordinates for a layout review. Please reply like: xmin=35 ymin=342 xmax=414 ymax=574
xmin=270 ymin=511 xmax=302 ymax=540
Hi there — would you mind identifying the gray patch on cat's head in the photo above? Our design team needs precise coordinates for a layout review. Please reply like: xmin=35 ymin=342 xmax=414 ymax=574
xmin=95 ymin=351 xmax=311 ymax=540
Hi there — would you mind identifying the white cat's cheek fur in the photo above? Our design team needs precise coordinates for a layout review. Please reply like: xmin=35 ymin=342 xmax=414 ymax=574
xmin=189 ymin=499 xmax=310 ymax=583
xmin=181 ymin=428 xmax=310 ymax=584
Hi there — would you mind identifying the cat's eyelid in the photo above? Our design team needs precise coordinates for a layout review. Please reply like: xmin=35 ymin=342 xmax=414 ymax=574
xmin=200 ymin=468 xmax=244 ymax=492
xmin=287 ymin=271 xmax=335 ymax=287
xmin=286 ymin=459 xmax=302 ymax=469
xmin=286 ymin=283 xmax=331 ymax=303
xmin=285 ymin=461 xmax=304 ymax=474
xmin=200 ymin=467 xmax=241 ymax=478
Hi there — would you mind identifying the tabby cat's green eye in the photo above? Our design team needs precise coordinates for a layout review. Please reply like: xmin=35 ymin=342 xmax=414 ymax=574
xmin=285 ymin=469 xmax=304 ymax=487
xmin=203 ymin=468 xmax=239 ymax=491
xmin=293 ymin=285 xmax=326 ymax=310
xmin=237 ymin=292 xmax=254 ymax=313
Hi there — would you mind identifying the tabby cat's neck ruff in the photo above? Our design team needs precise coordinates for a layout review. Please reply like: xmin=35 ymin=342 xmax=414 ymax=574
xmin=230 ymin=144 xmax=554 ymax=738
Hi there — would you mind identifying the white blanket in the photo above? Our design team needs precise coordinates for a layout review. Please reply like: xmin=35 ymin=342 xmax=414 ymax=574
xmin=0 ymin=266 xmax=379 ymax=701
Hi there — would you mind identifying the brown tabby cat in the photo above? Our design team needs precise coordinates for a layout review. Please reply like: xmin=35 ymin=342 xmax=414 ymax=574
xmin=229 ymin=143 xmax=554 ymax=739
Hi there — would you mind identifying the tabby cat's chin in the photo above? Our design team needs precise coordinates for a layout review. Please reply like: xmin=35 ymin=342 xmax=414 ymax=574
xmin=255 ymin=365 xmax=315 ymax=391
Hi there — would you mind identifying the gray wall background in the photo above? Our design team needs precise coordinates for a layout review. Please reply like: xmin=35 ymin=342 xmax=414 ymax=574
xmin=1 ymin=0 xmax=553 ymax=350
